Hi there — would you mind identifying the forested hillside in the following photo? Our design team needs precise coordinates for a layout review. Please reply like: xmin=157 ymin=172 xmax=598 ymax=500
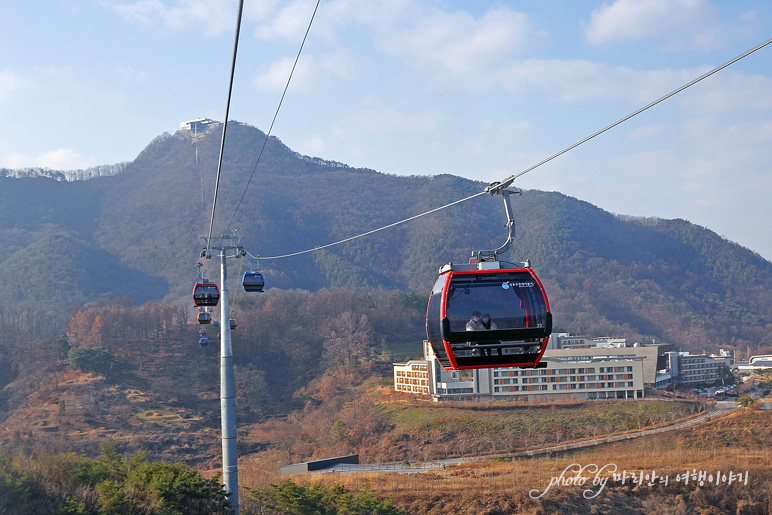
xmin=1 ymin=121 xmax=771 ymax=354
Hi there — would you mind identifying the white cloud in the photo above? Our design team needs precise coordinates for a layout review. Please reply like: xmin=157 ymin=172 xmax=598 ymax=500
xmin=1 ymin=152 xmax=33 ymax=169
xmin=38 ymin=148 xmax=93 ymax=170
xmin=265 ymin=0 xmax=414 ymax=42
xmin=253 ymin=0 xmax=320 ymax=41
xmin=380 ymin=6 xmax=533 ymax=74
xmin=582 ymin=0 xmax=748 ymax=50
xmin=626 ymin=123 xmax=665 ymax=140
xmin=498 ymin=59 xmax=705 ymax=104
xmin=495 ymin=60 xmax=772 ymax=123
xmin=560 ymin=113 xmax=772 ymax=239
xmin=677 ymin=70 xmax=772 ymax=114
xmin=680 ymin=117 xmax=772 ymax=172
xmin=108 ymin=0 xmax=234 ymax=36
xmin=1 ymin=148 xmax=93 ymax=170
xmin=109 ymin=0 xmax=166 ymax=25
xmin=0 ymin=70 xmax=25 ymax=102
xmin=298 ymin=134 xmax=327 ymax=155
xmin=252 ymin=52 xmax=356 ymax=92
xmin=349 ymin=106 xmax=443 ymax=134
xmin=254 ymin=2 xmax=535 ymax=76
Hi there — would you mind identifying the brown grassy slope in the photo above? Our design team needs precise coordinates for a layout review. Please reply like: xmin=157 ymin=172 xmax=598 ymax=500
xmin=235 ymin=378 xmax=703 ymax=473
xmin=277 ymin=408 xmax=772 ymax=515
xmin=0 ymin=327 xmax=224 ymax=466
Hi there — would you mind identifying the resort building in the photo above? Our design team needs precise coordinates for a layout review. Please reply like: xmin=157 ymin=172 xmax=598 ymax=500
xmin=668 ymin=352 xmax=732 ymax=385
xmin=733 ymin=354 xmax=772 ymax=375
xmin=393 ymin=341 xmax=646 ymax=402
xmin=393 ymin=360 xmax=431 ymax=395
xmin=548 ymin=335 xmax=672 ymax=387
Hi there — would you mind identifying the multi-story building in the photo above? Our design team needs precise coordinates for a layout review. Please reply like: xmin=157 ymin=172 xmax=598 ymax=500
xmin=393 ymin=360 xmax=431 ymax=395
xmin=733 ymin=354 xmax=772 ymax=375
xmin=479 ymin=355 xmax=645 ymax=401
xmin=548 ymin=342 xmax=671 ymax=387
xmin=394 ymin=341 xmax=646 ymax=402
xmin=668 ymin=352 xmax=732 ymax=385
xmin=549 ymin=334 xmax=673 ymax=386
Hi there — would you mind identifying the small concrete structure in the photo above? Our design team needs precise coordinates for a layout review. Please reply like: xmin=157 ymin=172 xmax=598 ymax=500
xmin=180 ymin=117 xmax=217 ymax=131
xmin=279 ymin=454 xmax=359 ymax=476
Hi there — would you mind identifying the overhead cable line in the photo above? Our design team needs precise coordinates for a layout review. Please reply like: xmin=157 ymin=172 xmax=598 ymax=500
xmin=225 ymin=0 xmax=321 ymax=233
xmin=498 ymin=36 xmax=772 ymax=185
xmin=205 ymin=0 xmax=244 ymax=258
xmin=259 ymin=36 xmax=772 ymax=262
xmin=256 ymin=189 xmax=488 ymax=260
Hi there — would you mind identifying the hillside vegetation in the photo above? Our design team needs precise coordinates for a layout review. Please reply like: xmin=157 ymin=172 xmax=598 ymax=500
xmin=1 ymin=286 xmax=769 ymax=513
xmin=0 ymin=290 xmax=700 ymax=465
xmin=2 ymin=122 xmax=772 ymax=357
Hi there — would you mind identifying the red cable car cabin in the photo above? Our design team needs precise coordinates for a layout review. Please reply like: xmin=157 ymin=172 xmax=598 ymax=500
xmin=426 ymin=261 xmax=552 ymax=370
xmin=193 ymin=282 xmax=220 ymax=307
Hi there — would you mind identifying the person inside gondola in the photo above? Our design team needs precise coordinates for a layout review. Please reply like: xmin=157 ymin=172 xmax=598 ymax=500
xmin=466 ymin=311 xmax=484 ymax=331
xmin=466 ymin=311 xmax=491 ymax=356
xmin=481 ymin=313 xmax=496 ymax=330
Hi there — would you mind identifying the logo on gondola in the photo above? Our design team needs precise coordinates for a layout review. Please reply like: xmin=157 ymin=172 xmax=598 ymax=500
xmin=503 ymin=281 xmax=535 ymax=289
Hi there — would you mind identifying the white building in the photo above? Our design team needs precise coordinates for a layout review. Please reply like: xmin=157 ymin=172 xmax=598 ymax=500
xmin=732 ymin=354 xmax=772 ymax=375
xmin=480 ymin=355 xmax=645 ymax=401
xmin=551 ymin=334 xmax=631 ymax=350
xmin=180 ymin=118 xmax=218 ymax=131
xmin=394 ymin=341 xmax=646 ymax=402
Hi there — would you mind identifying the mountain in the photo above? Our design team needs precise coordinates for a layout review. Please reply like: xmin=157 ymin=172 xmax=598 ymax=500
xmin=1 ymin=121 xmax=771 ymax=352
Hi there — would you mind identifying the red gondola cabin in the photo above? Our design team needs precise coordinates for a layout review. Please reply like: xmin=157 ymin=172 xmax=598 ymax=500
xmin=193 ymin=282 xmax=219 ymax=307
xmin=426 ymin=261 xmax=552 ymax=370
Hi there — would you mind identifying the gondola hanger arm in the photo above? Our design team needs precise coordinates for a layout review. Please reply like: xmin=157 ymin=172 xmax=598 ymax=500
xmin=471 ymin=182 xmax=522 ymax=263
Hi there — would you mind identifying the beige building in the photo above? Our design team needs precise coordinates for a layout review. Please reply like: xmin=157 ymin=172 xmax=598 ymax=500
xmin=545 ymin=345 xmax=671 ymax=387
xmin=393 ymin=360 xmax=431 ymax=395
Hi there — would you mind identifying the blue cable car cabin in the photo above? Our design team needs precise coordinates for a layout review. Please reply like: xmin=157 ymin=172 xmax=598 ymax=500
xmin=242 ymin=272 xmax=265 ymax=292
xmin=426 ymin=262 xmax=552 ymax=370
xmin=197 ymin=312 xmax=212 ymax=325
xmin=193 ymin=282 xmax=219 ymax=307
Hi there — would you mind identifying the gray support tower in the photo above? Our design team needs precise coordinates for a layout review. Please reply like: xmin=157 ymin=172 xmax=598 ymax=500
xmin=205 ymin=234 xmax=245 ymax=514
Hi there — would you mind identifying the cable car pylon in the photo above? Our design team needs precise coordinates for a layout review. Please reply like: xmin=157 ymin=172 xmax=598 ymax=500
xmin=200 ymin=233 xmax=246 ymax=511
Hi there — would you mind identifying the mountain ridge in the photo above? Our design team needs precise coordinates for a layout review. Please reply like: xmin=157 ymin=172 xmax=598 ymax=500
xmin=1 ymin=121 xmax=770 ymax=352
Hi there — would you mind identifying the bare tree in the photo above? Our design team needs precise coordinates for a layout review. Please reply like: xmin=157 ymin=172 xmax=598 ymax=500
xmin=322 ymin=311 xmax=371 ymax=369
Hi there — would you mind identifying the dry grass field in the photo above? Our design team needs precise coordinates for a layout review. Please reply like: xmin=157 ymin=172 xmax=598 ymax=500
xmin=236 ymin=407 xmax=772 ymax=514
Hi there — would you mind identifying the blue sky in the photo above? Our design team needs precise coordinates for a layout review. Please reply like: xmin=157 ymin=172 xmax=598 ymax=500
xmin=1 ymin=1 xmax=771 ymax=261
